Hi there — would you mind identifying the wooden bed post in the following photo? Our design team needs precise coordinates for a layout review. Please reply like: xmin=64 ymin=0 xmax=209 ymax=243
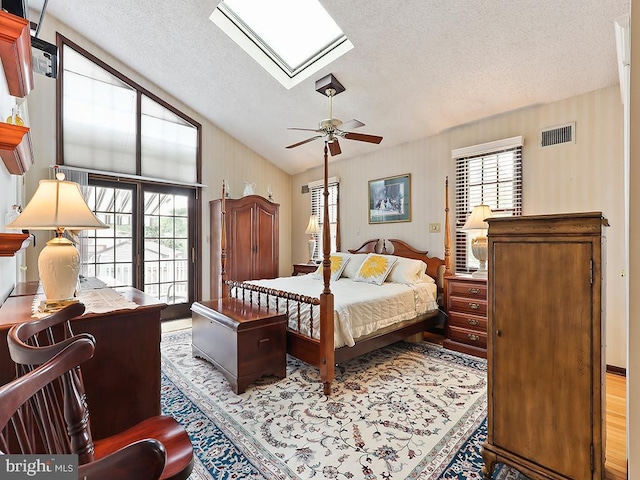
xmin=444 ymin=176 xmax=451 ymax=276
xmin=335 ymin=184 xmax=341 ymax=252
xmin=221 ymin=180 xmax=228 ymax=299
xmin=320 ymin=141 xmax=335 ymax=395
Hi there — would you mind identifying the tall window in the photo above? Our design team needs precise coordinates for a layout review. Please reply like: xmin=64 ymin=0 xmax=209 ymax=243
xmin=58 ymin=35 xmax=200 ymax=184
xmin=57 ymin=34 xmax=201 ymax=320
xmin=453 ymin=137 xmax=523 ymax=273
xmin=309 ymin=178 xmax=339 ymax=260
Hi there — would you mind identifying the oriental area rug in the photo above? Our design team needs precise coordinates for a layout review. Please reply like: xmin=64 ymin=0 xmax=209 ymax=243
xmin=160 ymin=330 xmax=526 ymax=479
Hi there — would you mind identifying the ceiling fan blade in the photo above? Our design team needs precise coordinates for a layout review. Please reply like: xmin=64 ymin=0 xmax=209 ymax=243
xmin=329 ymin=138 xmax=342 ymax=156
xmin=286 ymin=136 xmax=323 ymax=149
xmin=344 ymin=132 xmax=383 ymax=144
xmin=338 ymin=119 xmax=364 ymax=131
xmin=287 ymin=127 xmax=321 ymax=132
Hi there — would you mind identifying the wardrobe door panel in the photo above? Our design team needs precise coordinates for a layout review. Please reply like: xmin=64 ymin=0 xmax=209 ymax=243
xmin=492 ymin=241 xmax=593 ymax=479
xmin=229 ymin=204 xmax=255 ymax=282
xmin=254 ymin=203 xmax=279 ymax=280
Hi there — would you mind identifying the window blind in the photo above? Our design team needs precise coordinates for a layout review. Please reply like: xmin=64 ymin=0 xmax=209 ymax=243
xmin=60 ymin=36 xmax=200 ymax=184
xmin=310 ymin=180 xmax=339 ymax=260
xmin=453 ymin=138 xmax=523 ymax=273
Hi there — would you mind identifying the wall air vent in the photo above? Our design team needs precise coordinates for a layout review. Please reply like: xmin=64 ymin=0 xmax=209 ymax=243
xmin=539 ymin=122 xmax=575 ymax=148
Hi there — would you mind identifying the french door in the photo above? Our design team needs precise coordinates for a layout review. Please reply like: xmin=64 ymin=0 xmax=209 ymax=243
xmin=82 ymin=179 xmax=196 ymax=320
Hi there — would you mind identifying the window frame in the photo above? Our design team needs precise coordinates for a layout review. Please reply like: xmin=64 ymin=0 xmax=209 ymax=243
xmin=56 ymin=33 xmax=203 ymax=185
xmin=453 ymin=137 xmax=523 ymax=274
xmin=210 ymin=1 xmax=353 ymax=89
xmin=309 ymin=178 xmax=340 ymax=261
xmin=55 ymin=33 xmax=203 ymax=308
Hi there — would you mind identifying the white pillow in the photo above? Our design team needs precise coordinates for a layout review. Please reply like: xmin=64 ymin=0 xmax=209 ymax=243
xmin=353 ymin=254 xmax=398 ymax=285
xmin=386 ymin=256 xmax=434 ymax=284
xmin=341 ymin=253 xmax=367 ymax=278
xmin=312 ymin=253 xmax=351 ymax=281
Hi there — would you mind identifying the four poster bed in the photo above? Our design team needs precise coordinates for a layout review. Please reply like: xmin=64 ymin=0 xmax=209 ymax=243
xmin=214 ymin=143 xmax=451 ymax=394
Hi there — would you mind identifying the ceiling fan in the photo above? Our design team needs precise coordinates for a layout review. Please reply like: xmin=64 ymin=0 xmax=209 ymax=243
xmin=286 ymin=75 xmax=383 ymax=156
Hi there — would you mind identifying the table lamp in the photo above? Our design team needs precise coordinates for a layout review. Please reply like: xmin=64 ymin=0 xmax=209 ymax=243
xmin=461 ymin=204 xmax=493 ymax=277
xmin=6 ymin=171 xmax=108 ymax=305
xmin=305 ymin=214 xmax=320 ymax=263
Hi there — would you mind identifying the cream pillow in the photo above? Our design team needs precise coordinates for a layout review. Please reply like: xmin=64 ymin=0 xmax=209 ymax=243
xmin=353 ymin=254 xmax=398 ymax=285
xmin=341 ymin=253 xmax=367 ymax=278
xmin=386 ymin=256 xmax=432 ymax=284
xmin=312 ymin=254 xmax=351 ymax=281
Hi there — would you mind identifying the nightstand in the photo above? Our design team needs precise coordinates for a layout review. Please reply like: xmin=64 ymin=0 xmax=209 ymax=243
xmin=443 ymin=274 xmax=487 ymax=358
xmin=292 ymin=263 xmax=318 ymax=276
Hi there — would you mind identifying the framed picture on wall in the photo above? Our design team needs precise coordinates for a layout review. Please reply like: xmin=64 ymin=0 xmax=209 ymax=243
xmin=368 ymin=173 xmax=411 ymax=224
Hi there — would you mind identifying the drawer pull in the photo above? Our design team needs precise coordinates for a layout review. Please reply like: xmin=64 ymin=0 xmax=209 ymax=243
xmin=467 ymin=318 xmax=479 ymax=326
xmin=258 ymin=338 xmax=271 ymax=348
xmin=467 ymin=333 xmax=480 ymax=342
xmin=468 ymin=287 xmax=480 ymax=295
xmin=468 ymin=302 xmax=480 ymax=310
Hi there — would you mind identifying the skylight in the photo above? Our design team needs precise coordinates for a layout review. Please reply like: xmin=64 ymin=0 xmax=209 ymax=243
xmin=211 ymin=0 xmax=353 ymax=89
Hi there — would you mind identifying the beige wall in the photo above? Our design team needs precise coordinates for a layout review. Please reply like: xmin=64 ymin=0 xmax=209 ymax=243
xmin=21 ymin=13 xmax=292 ymax=300
xmin=0 ymin=51 xmax=22 ymax=300
xmin=292 ymin=86 xmax=626 ymax=368
xmin=628 ymin=0 xmax=638 ymax=474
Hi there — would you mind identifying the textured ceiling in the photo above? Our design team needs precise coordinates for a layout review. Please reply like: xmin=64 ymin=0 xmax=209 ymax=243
xmin=29 ymin=0 xmax=629 ymax=175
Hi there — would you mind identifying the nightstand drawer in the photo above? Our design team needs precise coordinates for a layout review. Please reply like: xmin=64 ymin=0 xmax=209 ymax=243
xmin=448 ymin=311 xmax=488 ymax=331
xmin=444 ymin=275 xmax=488 ymax=358
xmin=448 ymin=296 xmax=487 ymax=316
xmin=448 ymin=325 xmax=487 ymax=349
xmin=448 ymin=280 xmax=487 ymax=300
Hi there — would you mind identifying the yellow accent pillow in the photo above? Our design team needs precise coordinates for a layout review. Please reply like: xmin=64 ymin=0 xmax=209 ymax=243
xmin=353 ymin=254 xmax=398 ymax=285
xmin=313 ymin=254 xmax=351 ymax=281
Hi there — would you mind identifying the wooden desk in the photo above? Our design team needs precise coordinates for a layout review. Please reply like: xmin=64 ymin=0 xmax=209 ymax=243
xmin=0 ymin=286 xmax=166 ymax=441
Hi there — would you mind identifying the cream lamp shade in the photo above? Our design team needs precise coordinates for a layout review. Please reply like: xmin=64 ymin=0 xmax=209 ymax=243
xmin=6 ymin=172 xmax=108 ymax=303
xmin=305 ymin=215 xmax=321 ymax=264
xmin=461 ymin=204 xmax=493 ymax=278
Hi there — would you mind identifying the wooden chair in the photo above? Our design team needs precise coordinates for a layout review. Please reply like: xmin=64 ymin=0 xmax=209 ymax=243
xmin=3 ymin=303 xmax=193 ymax=480
xmin=0 ymin=333 xmax=166 ymax=479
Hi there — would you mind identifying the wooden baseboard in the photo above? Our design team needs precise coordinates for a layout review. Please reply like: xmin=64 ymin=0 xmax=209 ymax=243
xmin=606 ymin=364 xmax=626 ymax=376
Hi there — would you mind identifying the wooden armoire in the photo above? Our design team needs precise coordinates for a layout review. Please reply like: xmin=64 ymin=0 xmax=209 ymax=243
xmin=482 ymin=212 xmax=607 ymax=480
xmin=210 ymin=195 xmax=279 ymax=299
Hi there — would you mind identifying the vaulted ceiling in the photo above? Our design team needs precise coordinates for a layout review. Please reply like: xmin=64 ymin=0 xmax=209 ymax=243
xmin=29 ymin=0 xmax=629 ymax=175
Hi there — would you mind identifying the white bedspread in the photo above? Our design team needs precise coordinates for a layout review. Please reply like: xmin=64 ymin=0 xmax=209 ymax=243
xmin=245 ymin=276 xmax=438 ymax=348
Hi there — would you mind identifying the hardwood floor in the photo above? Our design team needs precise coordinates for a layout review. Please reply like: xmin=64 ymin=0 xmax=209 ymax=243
xmin=605 ymin=372 xmax=627 ymax=480
xmin=424 ymin=332 xmax=627 ymax=478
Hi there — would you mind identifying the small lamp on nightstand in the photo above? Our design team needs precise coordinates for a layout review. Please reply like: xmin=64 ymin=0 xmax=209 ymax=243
xmin=461 ymin=204 xmax=493 ymax=278
xmin=305 ymin=214 xmax=320 ymax=264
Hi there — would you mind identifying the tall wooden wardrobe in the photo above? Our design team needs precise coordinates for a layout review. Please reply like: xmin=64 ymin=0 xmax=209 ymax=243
xmin=482 ymin=212 xmax=607 ymax=480
xmin=210 ymin=195 xmax=279 ymax=299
